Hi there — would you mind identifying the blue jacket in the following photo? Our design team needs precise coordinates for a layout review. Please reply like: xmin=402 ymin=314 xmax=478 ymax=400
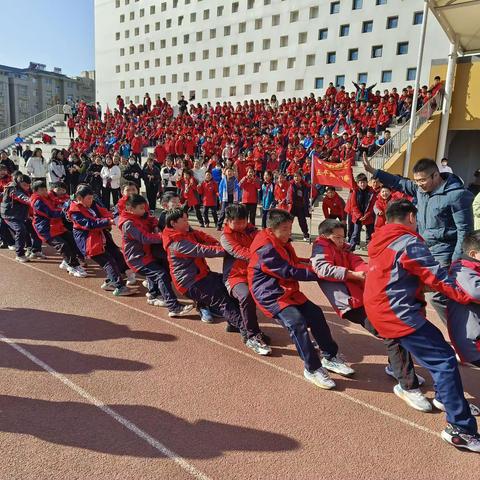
xmin=374 ymin=170 xmax=473 ymax=265
xmin=218 ymin=177 xmax=240 ymax=203
xmin=0 ymin=183 xmax=31 ymax=221
xmin=260 ymin=182 xmax=275 ymax=210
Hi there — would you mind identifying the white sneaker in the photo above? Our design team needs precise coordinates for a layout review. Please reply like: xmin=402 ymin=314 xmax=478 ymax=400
xmin=100 ymin=280 xmax=116 ymax=291
xmin=385 ymin=364 xmax=425 ymax=386
xmin=68 ymin=266 xmax=88 ymax=278
xmin=59 ymin=260 xmax=69 ymax=270
xmin=168 ymin=304 xmax=194 ymax=317
xmin=15 ymin=255 xmax=30 ymax=263
xmin=245 ymin=334 xmax=272 ymax=356
xmin=304 ymin=368 xmax=336 ymax=390
xmin=126 ymin=269 xmax=136 ymax=286
xmin=433 ymin=398 xmax=480 ymax=416
xmin=7 ymin=245 xmax=16 ymax=251
xmin=441 ymin=424 xmax=480 ymax=452
xmin=142 ymin=279 xmax=149 ymax=288
xmin=393 ymin=384 xmax=432 ymax=412
xmin=76 ymin=265 xmax=87 ymax=276
xmin=147 ymin=297 xmax=167 ymax=307
xmin=321 ymin=355 xmax=355 ymax=377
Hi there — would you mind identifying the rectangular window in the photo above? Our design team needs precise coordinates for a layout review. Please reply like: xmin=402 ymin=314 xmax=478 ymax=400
xmin=315 ymin=77 xmax=324 ymax=89
xmin=129 ymin=46 xmax=134 ymax=54
xmin=232 ymin=2 xmax=239 ymax=13
xmin=160 ymin=75 xmax=166 ymax=84
xmin=387 ymin=16 xmax=398 ymax=29
xmin=277 ymin=81 xmax=285 ymax=92
xmin=203 ymin=49 xmax=209 ymax=60
xmin=209 ymin=69 xmax=215 ymax=79
xmin=229 ymin=86 xmax=236 ymax=97
xmin=376 ymin=0 xmax=387 ymax=4
xmin=217 ymin=5 xmax=224 ymax=16
xmin=140 ymin=79 xmax=145 ymax=87
xmin=120 ymin=48 xmax=125 ymax=56
xmin=248 ymin=0 xmax=255 ymax=8
xmin=115 ymin=32 xmax=120 ymax=40
xmin=298 ymin=32 xmax=307 ymax=44
xmin=280 ymin=35 xmax=288 ymax=47
xmin=144 ymin=25 xmax=150 ymax=34
xmin=362 ymin=20 xmax=373 ymax=32
xmin=210 ymin=29 xmax=216 ymax=39
xmin=263 ymin=39 xmax=271 ymax=50
xmin=196 ymin=71 xmax=202 ymax=80
xmin=216 ymin=47 xmax=223 ymax=57
xmin=335 ymin=75 xmax=345 ymax=87
xmin=130 ymin=12 xmax=134 ymax=20
xmin=134 ymin=61 xmax=139 ymax=70
xmin=144 ymin=59 xmax=150 ymax=69
xmin=183 ymin=34 xmax=189 ymax=44
xmin=253 ymin=62 xmax=261 ymax=73
xmin=244 ymin=84 xmax=252 ymax=95
xmin=160 ymin=39 xmax=166 ymax=48
xmin=246 ymin=41 xmax=254 ymax=53
xmin=224 ymin=25 xmax=231 ymax=36
xmin=287 ymin=57 xmax=295 ymax=69
xmin=339 ymin=24 xmax=349 ymax=37
xmin=202 ymin=89 xmax=208 ymax=99
xmin=120 ymin=80 xmax=125 ymax=89
xmin=155 ymin=58 xmax=160 ymax=67
xmin=348 ymin=48 xmax=358 ymax=61
xmin=130 ymin=79 xmax=135 ymax=88
xmin=166 ymin=56 xmax=171 ymax=66
xmin=196 ymin=31 xmax=202 ymax=41
xmin=371 ymin=45 xmax=383 ymax=58
xmin=189 ymin=51 xmax=196 ymax=61
xmin=306 ymin=54 xmax=315 ymax=66
xmin=171 ymin=74 xmax=177 ymax=83
xmin=318 ymin=28 xmax=328 ymax=40
xmin=231 ymin=44 xmax=238 ymax=55
xmin=150 ymin=77 xmax=155 ymax=85
xmin=413 ymin=11 xmax=423 ymax=25
xmin=310 ymin=6 xmax=319 ymax=19
xmin=223 ymin=67 xmax=230 ymax=77
xmin=150 ymin=5 xmax=155 ymax=14
xmin=358 ymin=72 xmax=368 ymax=84
xmin=397 ymin=41 xmax=409 ymax=55
xmin=255 ymin=18 xmax=263 ymax=29
xmin=239 ymin=22 xmax=246 ymax=33
xmin=215 ymin=87 xmax=222 ymax=98
xmin=166 ymin=19 xmax=172 ymax=28
xmin=177 ymin=54 xmax=183 ymax=64
xmin=290 ymin=10 xmax=299 ymax=22
xmin=155 ymin=21 xmax=160 ymax=30
xmin=406 ymin=67 xmax=417 ymax=81
xmin=238 ymin=64 xmax=245 ymax=75
xmin=295 ymin=79 xmax=304 ymax=90
xmin=139 ymin=8 xmax=144 ymax=17
xmin=381 ymin=70 xmax=392 ymax=83
xmin=161 ymin=2 xmax=166 ymax=11
xmin=203 ymin=9 xmax=209 ymax=20
xmin=171 ymin=37 xmax=177 ymax=46
xmin=260 ymin=82 xmax=268 ymax=93
xmin=272 ymin=14 xmax=280 ymax=26
xmin=125 ymin=30 xmax=130 ymax=38
xmin=327 ymin=51 xmax=336 ymax=64
xmin=270 ymin=60 xmax=278 ymax=71
xmin=120 ymin=14 xmax=125 ymax=22
xmin=352 ymin=0 xmax=363 ymax=10
xmin=149 ymin=41 xmax=155 ymax=50
xmin=115 ymin=65 xmax=121 ymax=73
xmin=190 ymin=12 xmax=196 ymax=22
xmin=330 ymin=1 xmax=340 ymax=14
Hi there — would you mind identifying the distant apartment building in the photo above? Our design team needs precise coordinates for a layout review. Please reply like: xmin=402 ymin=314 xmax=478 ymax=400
xmin=0 ymin=63 xmax=95 ymax=131
xmin=95 ymin=0 xmax=450 ymax=109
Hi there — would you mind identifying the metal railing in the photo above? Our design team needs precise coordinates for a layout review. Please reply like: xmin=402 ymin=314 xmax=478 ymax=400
xmin=370 ymin=91 xmax=443 ymax=171
xmin=0 ymin=104 xmax=63 ymax=142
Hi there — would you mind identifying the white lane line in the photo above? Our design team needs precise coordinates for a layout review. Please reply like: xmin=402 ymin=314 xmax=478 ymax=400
xmin=1 ymin=255 xmax=440 ymax=438
xmin=0 ymin=334 xmax=212 ymax=480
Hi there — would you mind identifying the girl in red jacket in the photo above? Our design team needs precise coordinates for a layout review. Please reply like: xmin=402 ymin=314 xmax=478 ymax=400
xmin=239 ymin=167 xmax=261 ymax=225
xmin=197 ymin=171 xmax=219 ymax=227
xmin=177 ymin=170 xmax=205 ymax=227
xmin=274 ymin=173 xmax=289 ymax=210
xmin=322 ymin=187 xmax=346 ymax=221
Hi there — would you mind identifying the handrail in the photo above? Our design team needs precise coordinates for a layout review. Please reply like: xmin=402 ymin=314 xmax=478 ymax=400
xmin=0 ymin=104 xmax=63 ymax=141
xmin=370 ymin=91 xmax=443 ymax=171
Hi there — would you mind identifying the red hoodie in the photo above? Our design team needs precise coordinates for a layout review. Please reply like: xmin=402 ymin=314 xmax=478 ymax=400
xmin=197 ymin=179 xmax=218 ymax=207
xmin=239 ymin=176 xmax=260 ymax=204
xmin=322 ymin=192 xmax=346 ymax=219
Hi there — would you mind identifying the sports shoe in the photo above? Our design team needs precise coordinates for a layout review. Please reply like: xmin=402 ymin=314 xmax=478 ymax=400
xmin=168 ymin=304 xmax=194 ymax=317
xmin=28 ymin=250 xmax=46 ymax=259
xmin=126 ymin=269 xmax=136 ymax=286
xmin=7 ymin=245 xmax=16 ymax=251
xmin=59 ymin=260 xmax=69 ymax=270
xmin=225 ymin=324 xmax=240 ymax=333
xmin=113 ymin=286 xmax=134 ymax=296
xmin=259 ymin=331 xmax=271 ymax=345
xmin=441 ymin=424 xmax=480 ymax=452
xmin=68 ymin=266 xmax=88 ymax=278
xmin=393 ymin=384 xmax=432 ymax=412
xmin=142 ymin=279 xmax=149 ymax=288
xmin=303 ymin=236 xmax=310 ymax=242
xmin=100 ymin=280 xmax=116 ymax=291
xmin=385 ymin=364 xmax=425 ymax=386
xmin=147 ymin=297 xmax=167 ymax=307
xmin=15 ymin=255 xmax=30 ymax=263
xmin=245 ymin=334 xmax=272 ymax=356
xmin=304 ymin=368 xmax=336 ymax=390
xmin=76 ymin=265 xmax=87 ymax=276
xmin=199 ymin=307 xmax=213 ymax=323
xmin=433 ymin=398 xmax=480 ymax=417
xmin=321 ymin=355 xmax=355 ymax=377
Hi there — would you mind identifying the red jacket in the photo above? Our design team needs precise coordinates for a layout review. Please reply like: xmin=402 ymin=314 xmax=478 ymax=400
xmin=322 ymin=192 xmax=346 ymax=219
xmin=373 ymin=196 xmax=390 ymax=229
xmin=348 ymin=187 xmax=376 ymax=224
xmin=131 ymin=136 xmax=144 ymax=154
xmin=154 ymin=144 xmax=167 ymax=164
xmin=274 ymin=182 xmax=289 ymax=210
xmin=31 ymin=193 xmax=66 ymax=241
xmin=239 ymin=176 xmax=260 ymax=204
xmin=178 ymin=178 xmax=200 ymax=207
xmin=197 ymin=179 xmax=218 ymax=207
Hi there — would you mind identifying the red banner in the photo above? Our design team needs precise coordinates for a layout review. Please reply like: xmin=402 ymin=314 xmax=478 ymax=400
xmin=312 ymin=156 xmax=354 ymax=189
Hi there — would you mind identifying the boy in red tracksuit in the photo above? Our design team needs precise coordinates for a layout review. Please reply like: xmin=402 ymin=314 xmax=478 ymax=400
xmin=197 ymin=170 xmax=218 ymax=227
xmin=274 ymin=173 xmax=288 ymax=210
xmin=0 ymin=165 xmax=14 ymax=248
xmin=322 ymin=187 xmax=346 ymax=221
xmin=131 ymin=133 xmax=144 ymax=163
xmin=119 ymin=194 xmax=192 ymax=317
xmin=248 ymin=208 xmax=353 ymax=389
xmin=220 ymin=204 xmax=271 ymax=355
xmin=31 ymin=181 xmax=85 ymax=277
xmin=374 ymin=185 xmax=392 ymax=229
xmin=239 ymin=167 xmax=260 ymax=225
xmin=364 ymin=199 xmax=480 ymax=452
xmin=177 ymin=170 xmax=204 ymax=227
xmin=311 ymin=218 xmax=430 ymax=411
xmin=348 ymin=173 xmax=376 ymax=249
xmin=162 ymin=208 xmax=243 ymax=331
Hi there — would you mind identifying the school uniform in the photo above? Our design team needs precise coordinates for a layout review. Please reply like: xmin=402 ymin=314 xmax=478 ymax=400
xmin=286 ymin=181 xmax=310 ymax=237
xmin=348 ymin=186 xmax=376 ymax=248
xmin=239 ymin=177 xmax=261 ymax=225
xmin=259 ymin=182 xmax=275 ymax=229
xmin=217 ymin=177 xmax=241 ymax=229
xmin=197 ymin=179 xmax=219 ymax=226
xmin=322 ymin=192 xmax=346 ymax=221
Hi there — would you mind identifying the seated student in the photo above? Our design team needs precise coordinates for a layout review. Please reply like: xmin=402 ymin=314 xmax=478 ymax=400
xmin=119 ymin=194 xmax=192 ymax=317
xmin=322 ymin=186 xmax=346 ymax=221
xmin=248 ymin=208 xmax=354 ymax=389
xmin=0 ymin=172 xmax=43 ymax=262
xmin=311 ymin=219 xmax=431 ymax=412
xmin=364 ymin=199 xmax=480 ymax=452
xmin=68 ymin=185 xmax=134 ymax=296
xmin=163 ymin=208 xmax=243 ymax=331
xmin=220 ymin=204 xmax=271 ymax=356
xmin=30 ymin=181 xmax=86 ymax=278
xmin=197 ymin=170 xmax=219 ymax=228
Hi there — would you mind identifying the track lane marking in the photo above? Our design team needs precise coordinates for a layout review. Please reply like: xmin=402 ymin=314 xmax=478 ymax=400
xmin=0 ymin=254 xmax=440 ymax=439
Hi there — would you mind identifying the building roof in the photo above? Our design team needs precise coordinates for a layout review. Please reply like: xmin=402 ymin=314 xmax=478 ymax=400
xmin=429 ymin=0 xmax=480 ymax=54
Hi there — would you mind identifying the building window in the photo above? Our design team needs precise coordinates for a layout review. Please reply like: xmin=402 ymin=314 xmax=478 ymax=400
xmin=171 ymin=37 xmax=177 ymax=46
xmin=160 ymin=39 xmax=166 ymax=48
xmin=232 ymin=2 xmax=239 ymax=13
xmin=155 ymin=21 xmax=160 ymax=30
xmin=160 ymin=75 xmax=166 ymax=84
xmin=229 ymin=86 xmax=236 ymax=96
xmin=140 ymin=79 xmax=145 ymax=87
xmin=196 ymin=71 xmax=202 ymax=80
xmin=290 ymin=10 xmax=299 ymax=22
xmin=246 ymin=41 xmax=254 ymax=53
xmin=134 ymin=61 xmax=139 ymax=70
xmin=150 ymin=5 xmax=155 ymax=14
xmin=139 ymin=8 xmax=144 ymax=17
xmin=203 ymin=49 xmax=209 ymax=60
xmin=190 ymin=12 xmax=196 ymax=22
xmin=120 ymin=48 xmax=125 ymax=56
xmin=264 ymin=0 xmax=271 ymax=4
xmin=239 ymin=22 xmax=246 ymax=33
xmin=277 ymin=80 xmax=285 ymax=92
xmin=339 ymin=24 xmax=349 ymax=37
xmin=280 ymin=35 xmax=288 ymax=47
xmin=209 ymin=69 xmax=215 ymax=79
xmin=253 ymin=62 xmax=261 ymax=73
xmin=413 ymin=11 xmax=423 ymax=25
xmin=223 ymin=67 xmax=230 ymax=77
xmin=238 ymin=64 xmax=245 ymax=75
xmin=183 ymin=34 xmax=189 ymax=44
xmin=216 ymin=47 xmax=223 ymax=57
xmin=362 ymin=20 xmax=373 ymax=33
xmin=270 ymin=60 xmax=278 ymax=71
xmin=376 ymin=0 xmax=387 ymax=4
xmin=358 ymin=72 xmax=368 ymax=83
xmin=287 ymin=57 xmax=295 ymax=69
xmin=381 ymin=70 xmax=392 ymax=83
xmin=202 ymin=89 xmax=208 ymax=99
xmin=272 ymin=14 xmax=280 ymax=26
xmin=189 ymin=51 xmax=196 ymax=61
xmin=224 ymin=25 xmax=231 ymax=36
xmin=348 ymin=49 xmax=358 ymax=61
xmin=177 ymin=54 xmax=183 ymax=64
xmin=231 ymin=44 xmax=238 ymax=55
xmin=298 ymin=32 xmax=307 ymax=44
xmin=196 ymin=31 xmax=202 ymax=41
xmin=145 ymin=25 xmax=150 ymax=34
xmin=330 ymin=1 xmax=340 ymax=14
xmin=120 ymin=80 xmax=125 ymax=89
xmin=327 ymin=51 xmax=336 ymax=64
xmin=244 ymin=84 xmax=252 ymax=95
xmin=144 ymin=60 xmax=150 ymax=69
xmin=217 ymin=5 xmax=224 ymax=16
xmin=149 ymin=42 xmax=155 ymax=50
xmin=318 ymin=28 xmax=328 ymax=40
xmin=161 ymin=2 xmax=166 ymax=11
xmin=115 ymin=32 xmax=120 ymax=40
xmin=130 ymin=79 xmax=135 ymax=88
xmin=352 ymin=0 xmax=363 ymax=10
xmin=130 ymin=12 xmax=134 ymax=20
xmin=397 ymin=41 xmax=409 ymax=55
xmin=150 ymin=76 xmax=156 ymax=85
xmin=215 ymin=88 xmax=222 ymax=98
xmin=125 ymin=30 xmax=130 ymax=39
xmin=295 ymin=79 xmax=304 ymax=90
xmin=260 ymin=82 xmax=268 ymax=93
xmin=166 ymin=56 xmax=171 ymax=66
xmin=315 ymin=77 xmax=324 ymax=89
xmin=210 ymin=29 xmax=216 ymax=39
xmin=406 ymin=67 xmax=417 ymax=81
xmin=310 ymin=6 xmax=319 ymax=19
xmin=120 ymin=14 xmax=125 ymax=23
xmin=387 ymin=16 xmax=398 ymax=29
xmin=166 ymin=19 xmax=172 ymax=28
xmin=255 ymin=18 xmax=263 ymax=29
xmin=203 ymin=9 xmax=209 ymax=20
xmin=129 ymin=46 xmax=134 ymax=54
xmin=306 ymin=54 xmax=316 ymax=66
xmin=371 ymin=45 xmax=383 ymax=58
xmin=115 ymin=65 xmax=121 ymax=73
xmin=155 ymin=58 xmax=160 ymax=67
xmin=248 ymin=0 xmax=255 ymax=8
xmin=263 ymin=38 xmax=271 ymax=50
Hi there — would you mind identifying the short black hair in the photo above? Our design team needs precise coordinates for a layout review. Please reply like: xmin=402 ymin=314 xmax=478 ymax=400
xmin=356 ymin=173 xmax=368 ymax=182
xmin=52 ymin=181 xmax=67 ymax=190
xmin=380 ymin=185 xmax=392 ymax=191
xmin=318 ymin=219 xmax=346 ymax=236
xmin=32 ymin=180 xmax=47 ymax=191
xmin=122 ymin=181 xmax=138 ymax=191
xmin=385 ymin=199 xmax=417 ymax=222
xmin=462 ymin=230 xmax=480 ymax=254
xmin=267 ymin=208 xmax=294 ymax=229
xmin=412 ymin=158 xmax=439 ymax=175
xmin=161 ymin=191 xmax=180 ymax=204
xmin=326 ymin=186 xmax=336 ymax=192
xmin=14 ymin=172 xmax=31 ymax=184
xmin=76 ymin=185 xmax=94 ymax=198
xmin=225 ymin=203 xmax=248 ymax=221
xmin=126 ymin=194 xmax=148 ymax=208
xmin=165 ymin=208 xmax=186 ymax=228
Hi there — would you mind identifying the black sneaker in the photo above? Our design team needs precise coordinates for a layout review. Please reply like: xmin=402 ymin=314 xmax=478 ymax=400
xmin=441 ymin=424 xmax=480 ymax=452
xmin=225 ymin=324 xmax=240 ymax=333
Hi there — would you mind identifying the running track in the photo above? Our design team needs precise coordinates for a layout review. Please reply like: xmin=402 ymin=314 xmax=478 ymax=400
xmin=0 ymin=234 xmax=479 ymax=480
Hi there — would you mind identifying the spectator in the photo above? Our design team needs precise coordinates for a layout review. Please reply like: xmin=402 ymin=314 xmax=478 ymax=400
xmin=123 ymin=157 xmax=143 ymax=189
xmin=439 ymin=158 xmax=453 ymax=174
xmin=101 ymin=156 xmax=121 ymax=209
xmin=142 ymin=155 xmax=161 ymax=211
xmin=47 ymin=150 xmax=66 ymax=186
xmin=26 ymin=148 xmax=47 ymax=183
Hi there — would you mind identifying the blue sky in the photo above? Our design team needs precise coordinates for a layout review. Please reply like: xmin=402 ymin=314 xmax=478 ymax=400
xmin=0 ymin=0 xmax=94 ymax=76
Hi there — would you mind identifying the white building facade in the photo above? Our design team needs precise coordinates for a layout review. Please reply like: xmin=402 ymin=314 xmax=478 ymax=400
xmin=95 ymin=0 xmax=449 ymax=108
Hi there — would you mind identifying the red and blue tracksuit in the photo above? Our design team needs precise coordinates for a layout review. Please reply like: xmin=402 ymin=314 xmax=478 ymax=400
xmin=448 ymin=258 xmax=480 ymax=365
xmin=162 ymin=227 xmax=242 ymax=327
xmin=0 ymin=174 xmax=14 ymax=246
xmin=364 ymin=223 xmax=477 ymax=434
xmin=220 ymin=223 xmax=262 ymax=338
xmin=248 ymin=228 xmax=338 ymax=371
